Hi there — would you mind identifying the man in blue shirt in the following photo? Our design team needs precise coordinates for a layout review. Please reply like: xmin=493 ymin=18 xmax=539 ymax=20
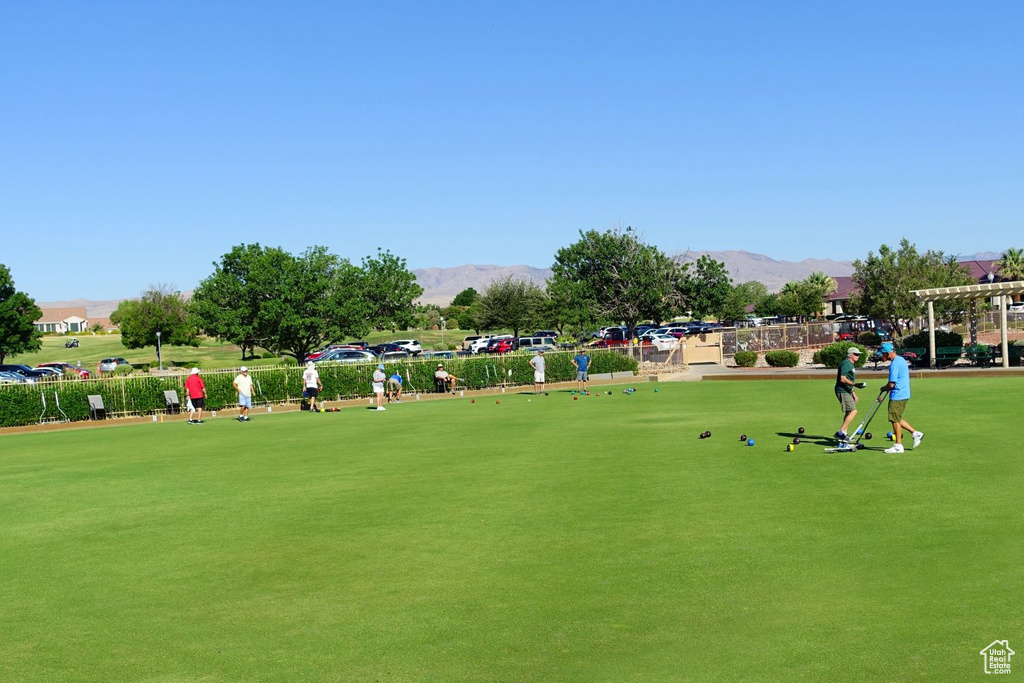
xmin=877 ymin=342 xmax=925 ymax=454
xmin=571 ymin=350 xmax=590 ymax=393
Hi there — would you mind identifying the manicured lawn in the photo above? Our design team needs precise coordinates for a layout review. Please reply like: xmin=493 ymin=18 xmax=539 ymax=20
xmin=2 ymin=378 xmax=1020 ymax=681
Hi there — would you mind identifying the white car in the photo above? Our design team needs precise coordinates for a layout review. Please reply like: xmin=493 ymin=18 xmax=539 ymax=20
xmin=646 ymin=333 xmax=681 ymax=351
xmin=391 ymin=339 xmax=422 ymax=355
xmin=469 ymin=336 xmax=493 ymax=354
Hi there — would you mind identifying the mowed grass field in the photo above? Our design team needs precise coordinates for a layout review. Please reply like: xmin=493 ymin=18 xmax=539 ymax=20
xmin=2 ymin=378 xmax=1021 ymax=681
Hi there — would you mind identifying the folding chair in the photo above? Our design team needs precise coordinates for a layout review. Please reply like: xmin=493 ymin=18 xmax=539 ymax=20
xmin=88 ymin=395 xmax=106 ymax=420
xmin=163 ymin=390 xmax=181 ymax=414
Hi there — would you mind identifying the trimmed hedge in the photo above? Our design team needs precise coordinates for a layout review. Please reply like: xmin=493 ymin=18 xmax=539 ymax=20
xmin=734 ymin=351 xmax=758 ymax=367
xmin=0 ymin=350 xmax=638 ymax=428
xmin=813 ymin=342 xmax=868 ymax=369
xmin=764 ymin=350 xmax=799 ymax=367
xmin=857 ymin=331 xmax=881 ymax=346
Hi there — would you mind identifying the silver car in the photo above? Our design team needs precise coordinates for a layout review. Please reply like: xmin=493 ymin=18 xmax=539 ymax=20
xmin=316 ymin=349 xmax=378 ymax=364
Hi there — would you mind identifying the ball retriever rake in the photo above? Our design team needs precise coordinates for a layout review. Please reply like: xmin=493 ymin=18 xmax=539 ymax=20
xmin=824 ymin=385 xmax=885 ymax=454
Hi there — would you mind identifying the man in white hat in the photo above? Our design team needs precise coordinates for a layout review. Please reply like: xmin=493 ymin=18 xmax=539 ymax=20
xmin=184 ymin=367 xmax=207 ymax=424
xmin=302 ymin=361 xmax=323 ymax=412
xmin=833 ymin=346 xmax=864 ymax=442
xmin=233 ymin=366 xmax=253 ymax=422
xmin=372 ymin=363 xmax=387 ymax=411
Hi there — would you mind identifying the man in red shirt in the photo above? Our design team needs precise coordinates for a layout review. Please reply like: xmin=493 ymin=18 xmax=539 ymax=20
xmin=184 ymin=367 xmax=208 ymax=424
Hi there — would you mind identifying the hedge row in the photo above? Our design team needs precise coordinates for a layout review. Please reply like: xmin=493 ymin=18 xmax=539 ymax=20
xmin=0 ymin=350 xmax=638 ymax=428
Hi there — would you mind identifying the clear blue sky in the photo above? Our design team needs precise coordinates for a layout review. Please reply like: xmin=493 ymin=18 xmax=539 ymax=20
xmin=3 ymin=1 xmax=1022 ymax=301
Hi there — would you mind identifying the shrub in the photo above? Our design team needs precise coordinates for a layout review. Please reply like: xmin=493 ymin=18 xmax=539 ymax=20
xmin=261 ymin=351 xmax=278 ymax=359
xmin=815 ymin=342 xmax=867 ymax=369
xmin=114 ymin=365 xmax=134 ymax=376
xmin=857 ymin=331 xmax=880 ymax=346
xmin=734 ymin=351 xmax=758 ymax=367
xmin=898 ymin=329 xmax=963 ymax=351
xmin=764 ymin=350 xmax=799 ymax=367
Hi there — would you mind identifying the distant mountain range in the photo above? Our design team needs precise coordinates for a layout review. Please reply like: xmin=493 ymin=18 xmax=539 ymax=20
xmin=41 ymin=251 xmax=1003 ymax=312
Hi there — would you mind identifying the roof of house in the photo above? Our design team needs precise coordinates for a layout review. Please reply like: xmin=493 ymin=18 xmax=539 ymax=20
xmin=959 ymin=259 xmax=1000 ymax=283
xmin=825 ymin=276 xmax=856 ymax=302
xmin=35 ymin=307 xmax=88 ymax=323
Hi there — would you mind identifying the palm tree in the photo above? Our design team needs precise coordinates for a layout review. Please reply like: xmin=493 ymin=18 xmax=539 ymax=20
xmin=996 ymin=247 xmax=1024 ymax=303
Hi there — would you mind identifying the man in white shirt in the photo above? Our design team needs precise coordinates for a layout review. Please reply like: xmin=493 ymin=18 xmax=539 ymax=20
xmin=372 ymin=364 xmax=387 ymax=411
xmin=302 ymin=361 xmax=323 ymax=411
xmin=529 ymin=350 xmax=546 ymax=394
xmin=232 ymin=366 xmax=253 ymax=422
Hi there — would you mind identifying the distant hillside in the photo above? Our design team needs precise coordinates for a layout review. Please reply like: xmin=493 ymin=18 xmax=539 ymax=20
xmin=413 ymin=265 xmax=552 ymax=306
xmin=413 ymin=252 xmax=855 ymax=305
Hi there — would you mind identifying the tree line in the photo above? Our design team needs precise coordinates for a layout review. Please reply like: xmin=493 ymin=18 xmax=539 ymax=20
xmin=2 ymin=240 xmax=1023 ymax=363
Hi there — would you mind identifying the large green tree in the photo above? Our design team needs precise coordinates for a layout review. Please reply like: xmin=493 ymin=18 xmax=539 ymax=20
xmin=996 ymin=247 xmax=1024 ymax=303
xmin=549 ymin=228 xmax=686 ymax=336
xmin=361 ymin=249 xmax=423 ymax=331
xmin=111 ymin=286 xmax=198 ymax=357
xmin=719 ymin=281 xmax=768 ymax=322
xmin=192 ymin=244 xmax=377 ymax=363
xmin=191 ymin=243 xmax=274 ymax=359
xmin=477 ymin=276 xmax=546 ymax=338
xmin=0 ymin=265 xmax=43 ymax=363
xmin=681 ymin=255 xmax=733 ymax=319
xmin=451 ymin=287 xmax=478 ymax=307
xmin=848 ymin=239 xmax=974 ymax=335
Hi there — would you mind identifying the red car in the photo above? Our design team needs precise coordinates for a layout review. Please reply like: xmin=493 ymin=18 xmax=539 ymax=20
xmin=487 ymin=338 xmax=517 ymax=354
xmin=38 ymin=361 xmax=91 ymax=379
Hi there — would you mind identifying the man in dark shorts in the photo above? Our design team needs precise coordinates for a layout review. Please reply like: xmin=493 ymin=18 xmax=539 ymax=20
xmin=833 ymin=346 xmax=862 ymax=442
xmin=387 ymin=372 xmax=403 ymax=403
xmin=185 ymin=367 xmax=207 ymax=424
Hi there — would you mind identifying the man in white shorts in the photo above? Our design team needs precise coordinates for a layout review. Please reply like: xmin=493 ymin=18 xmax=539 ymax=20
xmin=372 ymin=364 xmax=387 ymax=411
xmin=530 ymin=350 xmax=546 ymax=394
xmin=232 ymin=366 xmax=253 ymax=422
xmin=302 ymin=361 xmax=323 ymax=411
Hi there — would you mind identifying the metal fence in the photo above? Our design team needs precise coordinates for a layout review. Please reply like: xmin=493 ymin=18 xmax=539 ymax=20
xmin=721 ymin=322 xmax=837 ymax=357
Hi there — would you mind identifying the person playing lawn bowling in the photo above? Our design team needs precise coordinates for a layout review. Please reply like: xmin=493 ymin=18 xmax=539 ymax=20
xmin=877 ymin=342 xmax=924 ymax=453
xmin=302 ymin=361 xmax=323 ymax=412
xmin=387 ymin=372 xmax=403 ymax=403
xmin=833 ymin=346 xmax=862 ymax=442
xmin=529 ymin=349 xmax=546 ymax=394
xmin=372 ymin=364 xmax=387 ymax=411
xmin=232 ymin=366 xmax=253 ymax=422
xmin=184 ymin=367 xmax=207 ymax=424
xmin=571 ymin=349 xmax=590 ymax=393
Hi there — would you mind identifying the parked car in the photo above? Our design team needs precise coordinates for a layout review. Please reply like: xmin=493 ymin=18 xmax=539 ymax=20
xmin=0 ymin=370 xmax=35 ymax=384
xmin=316 ymin=349 xmax=378 ymax=364
xmin=30 ymin=366 xmax=64 ymax=379
xmin=594 ymin=328 xmax=631 ymax=347
xmin=423 ymin=350 xmax=455 ymax=360
xmin=469 ymin=336 xmax=494 ymax=354
xmin=98 ymin=357 xmax=131 ymax=373
xmin=369 ymin=343 xmax=406 ymax=356
xmin=379 ymin=350 xmax=411 ymax=363
xmin=516 ymin=336 xmax=557 ymax=350
xmin=0 ymin=364 xmax=55 ymax=381
xmin=644 ymin=333 xmax=681 ymax=351
xmin=390 ymin=339 xmax=423 ymax=355
xmin=64 ymin=337 xmax=80 ymax=348
xmin=531 ymin=330 xmax=558 ymax=339
xmin=38 ymin=361 xmax=91 ymax=379
xmin=462 ymin=335 xmax=484 ymax=350
xmin=486 ymin=338 xmax=517 ymax=354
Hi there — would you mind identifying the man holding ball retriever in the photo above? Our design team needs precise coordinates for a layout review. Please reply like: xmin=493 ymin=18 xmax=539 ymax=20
xmin=833 ymin=346 xmax=864 ymax=443
xmin=877 ymin=342 xmax=924 ymax=454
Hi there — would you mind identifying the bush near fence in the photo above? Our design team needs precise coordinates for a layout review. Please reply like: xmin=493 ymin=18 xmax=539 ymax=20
xmin=0 ymin=350 xmax=638 ymax=428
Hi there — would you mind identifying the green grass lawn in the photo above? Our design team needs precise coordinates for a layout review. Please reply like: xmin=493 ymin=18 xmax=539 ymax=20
xmin=2 ymin=378 xmax=1021 ymax=681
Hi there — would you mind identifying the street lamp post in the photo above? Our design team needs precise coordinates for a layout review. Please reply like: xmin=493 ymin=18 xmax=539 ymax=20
xmin=156 ymin=330 xmax=163 ymax=371
xmin=440 ymin=316 xmax=446 ymax=347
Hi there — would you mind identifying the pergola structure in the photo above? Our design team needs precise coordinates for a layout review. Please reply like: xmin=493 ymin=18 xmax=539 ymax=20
xmin=911 ymin=281 xmax=1024 ymax=369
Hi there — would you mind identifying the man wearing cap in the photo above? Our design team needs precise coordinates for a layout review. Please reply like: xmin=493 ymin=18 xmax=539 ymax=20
xmin=386 ymin=372 xmax=403 ymax=404
xmin=529 ymin=349 xmax=546 ymax=394
xmin=434 ymin=363 xmax=461 ymax=394
xmin=184 ymin=367 xmax=207 ymax=424
xmin=877 ymin=342 xmax=924 ymax=453
xmin=233 ymin=366 xmax=253 ymax=422
xmin=372 ymin=364 xmax=387 ymax=411
xmin=833 ymin=346 xmax=863 ymax=442
xmin=302 ymin=361 xmax=323 ymax=412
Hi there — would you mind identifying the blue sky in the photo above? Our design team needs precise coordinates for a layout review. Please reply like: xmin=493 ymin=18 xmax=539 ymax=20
xmin=3 ymin=1 xmax=1022 ymax=301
